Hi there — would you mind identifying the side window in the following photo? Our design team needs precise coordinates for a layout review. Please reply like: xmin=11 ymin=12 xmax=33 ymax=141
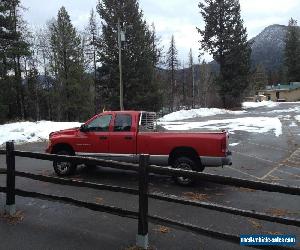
xmin=87 ymin=115 xmax=112 ymax=132
xmin=113 ymin=114 xmax=132 ymax=132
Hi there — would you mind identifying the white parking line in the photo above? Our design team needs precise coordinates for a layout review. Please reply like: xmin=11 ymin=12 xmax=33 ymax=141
xmin=226 ymin=166 xmax=261 ymax=180
xmin=232 ymin=151 xmax=277 ymax=164
xmin=260 ymin=165 xmax=281 ymax=180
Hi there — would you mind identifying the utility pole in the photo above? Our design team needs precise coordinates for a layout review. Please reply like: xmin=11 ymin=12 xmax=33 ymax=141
xmin=192 ymin=63 xmax=195 ymax=108
xmin=118 ymin=19 xmax=124 ymax=111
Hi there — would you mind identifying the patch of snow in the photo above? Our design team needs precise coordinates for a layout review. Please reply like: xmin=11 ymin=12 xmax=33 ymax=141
xmin=290 ymin=122 xmax=297 ymax=127
xmin=242 ymin=101 xmax=278 ymax=109
xmin=296 ymin=115 xmax=300 ymax=123
xmin=159 ymin=108 xmax=246 ymax=122
xmin=0 ymin=121 xmax=82 ymax=146
xmin=229 ymin=143 xmax=240 ymax=147
xmin=269 ymin=107 xmax=300 ymax=114
xmin=159 ymin=117 xmax=282 ymax=137
xmin=277 ymin=115 xmax=291 ymax=119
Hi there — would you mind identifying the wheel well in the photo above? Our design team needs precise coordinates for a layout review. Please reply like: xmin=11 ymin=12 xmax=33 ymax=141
xmin=168 ymin=147 xmax=200 ymax=166
xmin=51 ymin=143 xmax=75 ymax=155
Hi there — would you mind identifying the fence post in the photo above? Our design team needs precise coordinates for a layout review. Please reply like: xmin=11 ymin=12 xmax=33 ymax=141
xmin=136 ymin=154 xmax=150 ymax=249
xmin=5 ymin=141 xmax=16 ymax=215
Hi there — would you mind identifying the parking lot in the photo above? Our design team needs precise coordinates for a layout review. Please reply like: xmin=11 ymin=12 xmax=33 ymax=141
xmin=0 ymin=103 xmax=299 ymax=249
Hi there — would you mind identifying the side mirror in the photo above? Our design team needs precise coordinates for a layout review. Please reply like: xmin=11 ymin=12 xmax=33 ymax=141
xmin=80 ymin=124 xmax=88 ymax=132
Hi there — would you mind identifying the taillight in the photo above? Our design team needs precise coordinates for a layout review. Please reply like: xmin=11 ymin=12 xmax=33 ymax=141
xmin=221 ymin=130 xmax=229 ymax=153
xmin=221 ymin=139 xmax=226 ymax=153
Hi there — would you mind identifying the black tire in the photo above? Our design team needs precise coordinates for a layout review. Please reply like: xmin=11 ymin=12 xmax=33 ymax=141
xmin=172 ymin=157 xmax=199 ymax=186
xmin=53 ymin=150 xmax=77 ymax=176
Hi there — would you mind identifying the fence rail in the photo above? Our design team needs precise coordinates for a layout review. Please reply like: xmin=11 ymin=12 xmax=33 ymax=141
xmin=15 ymin=171 xmax=138 ymax=195
xmin=149 ymin=165 xmax=300 ymax=195
xmin=0 ymin=142 xmax=299 ymax=249
xmin=15 ymin=188 xmax=138 ymax=219
xmin=14 ymin=150 xmax=139 ymax=172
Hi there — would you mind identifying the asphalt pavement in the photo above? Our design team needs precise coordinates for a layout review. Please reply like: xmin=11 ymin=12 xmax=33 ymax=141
xmin=0 ymin=103 xmax=300 ymax=250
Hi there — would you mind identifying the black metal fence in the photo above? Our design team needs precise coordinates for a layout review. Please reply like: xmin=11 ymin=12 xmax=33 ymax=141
xmin=0 ymin=141 xmax=299 ymax=249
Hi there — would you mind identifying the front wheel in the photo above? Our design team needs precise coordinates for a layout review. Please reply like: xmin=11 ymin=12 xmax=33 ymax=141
xmin=172 ymin=157 xmax=200 ymax=186
xmin=53 ymin=150 xmax=77 ymax=176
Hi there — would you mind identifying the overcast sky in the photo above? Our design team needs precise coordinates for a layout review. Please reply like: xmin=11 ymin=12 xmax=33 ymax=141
xmin=23 ymin=0 xmax=300 ymax=62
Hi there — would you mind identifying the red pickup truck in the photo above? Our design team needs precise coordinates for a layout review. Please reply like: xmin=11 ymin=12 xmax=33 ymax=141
xmin=46 ymin=111 xmax=232 ymax=185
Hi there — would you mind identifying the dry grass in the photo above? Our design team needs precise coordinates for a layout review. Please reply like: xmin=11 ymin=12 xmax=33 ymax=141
xmin=265 ymin=208 xmax=291 ymax=217
xmin=153 ymin=225 xmax=171 ymax=234
xmin=247 ymin=219 xmax=262 ymax=229
xmin=262 ymin=231 xmax=283 ymax=235
xmin=267 ymin=175 xmax=283 ymax=181
xmin=182 ymin=192 xmax=209 ymax=201
xmin=238 ymin=187 xmax=256 ymax=192
xmin=0 ymin=210 xmax=24 ymax=225
xmin=95 ymin=197 xmax=104 ymax=204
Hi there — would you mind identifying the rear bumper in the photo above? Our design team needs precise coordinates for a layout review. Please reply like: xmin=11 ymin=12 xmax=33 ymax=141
xmin=201 ymin=151 xmax=232 ymax=167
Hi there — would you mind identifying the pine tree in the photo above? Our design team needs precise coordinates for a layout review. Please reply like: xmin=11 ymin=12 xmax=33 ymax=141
xmin=0 ymin=0 xmax=30 ymax=120
xmin=284 ymin=18 xmax=300 ymax=82
xmin=48 ymin=7 xmax=92 ymax=121
xmin=198 ymin=0 xmax=251 ymax=108
xmin=199 ymin=60 xmax=214 ymax=107
xmin=87 ymin=8 xmax=100 ymax=113
xmin=166 ymin=35 xmax=179 ymax=111
xmin=97 ymin=0 xmax=162 ymax=111
xmin=24 ymin=64 xmax=40 ymax=120
xmin=250 ymin=64 xmax=268 ymax=95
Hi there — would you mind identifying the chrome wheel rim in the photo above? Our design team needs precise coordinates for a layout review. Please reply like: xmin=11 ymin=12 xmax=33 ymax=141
xmin=56 ymin=161 xmax=71 ymax=174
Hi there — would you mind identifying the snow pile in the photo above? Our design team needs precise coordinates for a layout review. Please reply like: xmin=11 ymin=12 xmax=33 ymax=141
xmin=296 ymin=115 xmax=300 ymax=123
xmin=159 ymin=108 xmax=246 ymax=122
xmin=242 ymin=101 xmax=278 ymax=109
xmin=0 ymin=121 xmax=82 ymax=146
xmin=159 ymin=117 xmax=282 ymax=137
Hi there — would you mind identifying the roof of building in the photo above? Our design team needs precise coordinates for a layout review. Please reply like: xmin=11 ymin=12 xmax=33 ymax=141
xmin=265 ymin=82 xmax=300 ymax=91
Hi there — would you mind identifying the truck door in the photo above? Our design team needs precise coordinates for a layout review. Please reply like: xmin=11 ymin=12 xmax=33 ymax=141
xmin=109 ymin=114 xmax=136 ymax=162
xmin=76 ymin=114 xmax=112 ymax=154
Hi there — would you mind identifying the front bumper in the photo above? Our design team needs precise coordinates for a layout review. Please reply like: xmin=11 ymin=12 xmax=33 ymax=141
xmin=201 ymin=151 xmax=232 ymax=167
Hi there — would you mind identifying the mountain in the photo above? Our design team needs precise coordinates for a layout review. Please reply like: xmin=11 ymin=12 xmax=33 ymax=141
xmin=250 ymin=24 xmax=287 ymax=71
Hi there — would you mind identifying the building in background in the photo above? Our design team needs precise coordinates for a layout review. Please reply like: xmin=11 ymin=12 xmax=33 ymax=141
xmin=258 ymin=82 xmax=300 ymax=102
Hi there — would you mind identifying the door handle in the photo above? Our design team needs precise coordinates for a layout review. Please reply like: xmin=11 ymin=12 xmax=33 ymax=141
xmin=99 ymin=136 xmax=107 ymax=140
xmin=124 ymin=136 xmax=133 ymax=140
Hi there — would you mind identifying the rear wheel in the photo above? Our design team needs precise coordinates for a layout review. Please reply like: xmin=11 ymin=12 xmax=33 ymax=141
xmin=172 ymin=157 xmax=201 ymax=186
xmin=53 ymin=150 xmax=77 ymax=176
